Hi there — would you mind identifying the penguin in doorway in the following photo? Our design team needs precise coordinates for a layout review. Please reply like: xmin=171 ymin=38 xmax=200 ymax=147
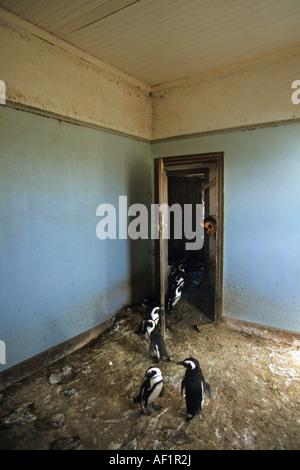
xmin=134 ymin=366 xmax=164 ymax=415
xmin=166 ymin=282 xmax=183 ymax=311
xmin=146 ymin=319 xmax=171 ymax=362
xmin=166 ymin=261 xmax=185 ymax=312
xmin=177 ymin=357 xmax=211 ymax=421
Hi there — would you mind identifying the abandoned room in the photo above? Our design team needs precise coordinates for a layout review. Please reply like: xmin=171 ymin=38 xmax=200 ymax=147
xmin=0 ymin=0 xmax=300 ymax=451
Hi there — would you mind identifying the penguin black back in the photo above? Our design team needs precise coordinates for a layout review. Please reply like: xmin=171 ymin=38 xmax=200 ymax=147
xmin=177 ymin=357 xmax=211 ymax=421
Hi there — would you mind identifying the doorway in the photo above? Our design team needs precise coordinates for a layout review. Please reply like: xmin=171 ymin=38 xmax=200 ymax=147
xmin=154 ymin=153 xmax=224 ymax=336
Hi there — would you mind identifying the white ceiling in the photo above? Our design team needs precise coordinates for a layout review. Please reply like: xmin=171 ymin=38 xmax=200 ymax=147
xmin=1 ymin=0 xmax=300 ymax=86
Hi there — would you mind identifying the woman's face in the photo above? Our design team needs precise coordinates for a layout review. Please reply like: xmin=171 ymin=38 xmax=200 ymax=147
xmin=204 ymin=221 xmax=216 ymax=236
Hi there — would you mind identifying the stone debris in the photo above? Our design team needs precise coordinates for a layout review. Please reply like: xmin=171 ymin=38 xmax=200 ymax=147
xmin=61 ymin=388 xmax=80 ymax=399
xmin=48 ymin=365 xmax=74 ymax=385
xmin=0 ymin=402 xmax=36 ymax=426
xmin=34 ymin=413 xmax=65 ymax=431
xmin=49 ymin=435 xmax=81 ymax=450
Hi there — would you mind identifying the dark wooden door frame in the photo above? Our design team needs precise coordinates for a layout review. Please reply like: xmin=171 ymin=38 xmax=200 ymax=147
xmin=154 ymin=152 xmax=224 ymax=327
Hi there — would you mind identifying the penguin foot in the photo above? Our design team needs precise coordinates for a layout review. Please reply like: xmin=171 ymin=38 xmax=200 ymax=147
xmin=152 ymin=402 xmax=162 ymax=411
xmin=141 ymin=408 xmax=151 ymax=415
xmin=150 ymin=356 xmax=160 ymax=363
xmin=160 ymin=355 xmax=171 ymax=362
xmin=186 ymin=413 xmax=194 ymax=422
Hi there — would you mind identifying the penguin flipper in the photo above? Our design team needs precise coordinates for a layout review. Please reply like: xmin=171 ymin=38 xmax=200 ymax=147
xmin=134 ymin=394 xmax=141 ymax=403
xmin=134 ymin=323 xmax=143 ymax=336
xmin=204 ymin=380 xmax=212 ymax=399
xmin=134 ymin=380 xmax=147 ymax=403
xmin=181 ymin=378 xmax=186 ymax=396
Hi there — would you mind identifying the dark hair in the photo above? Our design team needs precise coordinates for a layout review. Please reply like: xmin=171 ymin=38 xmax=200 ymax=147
xmin=204 ymin=216 xmax=216 ymax=225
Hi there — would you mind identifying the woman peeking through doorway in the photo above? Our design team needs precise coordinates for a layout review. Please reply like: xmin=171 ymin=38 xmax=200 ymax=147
xmin=204 ymin=216 xmax=216 ymax=237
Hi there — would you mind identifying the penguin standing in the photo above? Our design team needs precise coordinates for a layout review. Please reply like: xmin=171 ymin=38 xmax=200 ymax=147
xmin=167 ymin=280 xmax=184 ymax=311
xmin=150 ymin=306 xmax=160 ymax=326
xmin=135 ymin=307 xmax=160 ymax=337
xmin=177 ymin=357 xmax=211 ymax=421
xmin=166 ymin=261 xmax=185 ymax=312
xmin=146 ymin=319 xmax=171 ymax=362
xmin=134 ymin=366 xmax=164 ymax=415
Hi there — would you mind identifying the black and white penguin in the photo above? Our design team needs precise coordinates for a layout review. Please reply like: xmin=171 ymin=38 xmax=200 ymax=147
xmin=146 ymin=319 xmax=171 ymax=362
xmin=168 ymin=260 xmax=185 ymax=281
xmin=175 ymin=274 xmax=184 ymax=289
xmin=134 ymin=366 xmax=164 ymax=415
xmin=167 ymin=283 xmax=183 ymax=311
xmin=150 ymin=306 xmax=160 ymax=325
xmin=177 ymin=262 xmax=186 ymax=277
xmin=166 ymin=261 xmax=185 ymax=312
xmin=135 ymin=307 xmax=160 ymax=337
xmin=177 ymin=357 xmax=211 ymax=421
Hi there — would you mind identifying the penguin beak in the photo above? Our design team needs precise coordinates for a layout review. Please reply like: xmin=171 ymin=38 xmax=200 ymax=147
xmin=177 ymin=361 xmax=184 ymax=365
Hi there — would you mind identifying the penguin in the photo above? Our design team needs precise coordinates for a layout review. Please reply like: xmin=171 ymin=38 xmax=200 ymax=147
xmin=177 ymin=357 xmax=211 ymax=421
xmin=177 ymin=262 xmax=186 ymax=277
xmin=166 ymin=280 xmax=184 ymax=312
xmin=135 ymin=307 xmax=160 ymax=337
xmin=146 ymin=319 xmax=171 ymax=362
xmin=175 ymin=275 xmax=184 ymax=290
xmin=167 ymin=262 xmax=178 ymax=281
xmin=150 ymin=306 xmax=160 ymax=325
xmin=166 ymin=260 xmax=185 ymax=312
xmin=167 ymin=284 xmax=183 ymax=311
xmin=134 ymin=366 xmax=164 ymax=415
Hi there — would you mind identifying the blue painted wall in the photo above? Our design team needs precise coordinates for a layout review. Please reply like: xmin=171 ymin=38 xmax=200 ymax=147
xmin=1 ymin=106 xmax=299 ymax=376
xmin=152 ymin=123 xmax=300 ymax=333
xmin=0 ymin=107 xmax=152 ymax=372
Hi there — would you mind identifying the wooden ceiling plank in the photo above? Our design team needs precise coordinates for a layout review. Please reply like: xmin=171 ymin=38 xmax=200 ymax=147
xmin=54 ymin=0 xmax=140 ymax=36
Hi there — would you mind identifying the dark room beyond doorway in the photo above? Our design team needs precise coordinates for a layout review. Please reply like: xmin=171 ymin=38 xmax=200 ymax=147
xmin=167 ymin=169 xmax=216 ymax=326
xmin=154 ymin=153 xmax=224 ymax=334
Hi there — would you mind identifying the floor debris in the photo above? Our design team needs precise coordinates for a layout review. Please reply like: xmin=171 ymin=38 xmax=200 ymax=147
xmin=0 ymin=299 xmax=299 ymax=450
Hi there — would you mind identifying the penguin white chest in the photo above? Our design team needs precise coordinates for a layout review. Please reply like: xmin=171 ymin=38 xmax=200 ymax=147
xmin=154 ymin=344 xmax=160 ymax=359
xmin=148 ymin=381 xmax=163 ymax=404
xmin=200 ymin=380 xmax=205 ymax=411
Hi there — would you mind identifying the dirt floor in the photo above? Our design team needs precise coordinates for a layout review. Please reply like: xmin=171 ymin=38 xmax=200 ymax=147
xmin=0 ymin=290 xmax=300 ymax=451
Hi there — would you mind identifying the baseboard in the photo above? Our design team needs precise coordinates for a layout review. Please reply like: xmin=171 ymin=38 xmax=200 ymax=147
xmin=2 ymin=314 xmax=299 ymax=392
xmin=0 ymin=316 xmax=116 ymax=392
xmin=223 ymin=316 xmax=300 ymax=346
